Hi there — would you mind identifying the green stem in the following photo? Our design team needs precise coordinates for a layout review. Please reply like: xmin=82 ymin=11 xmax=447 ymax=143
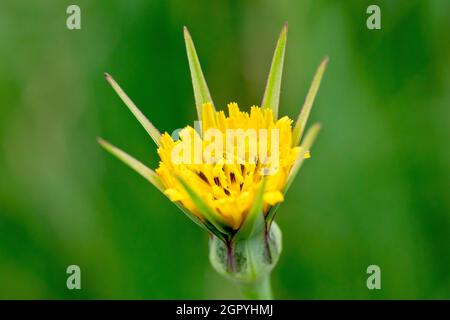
xmin=238 ymin=275 xmax=273 ymax=300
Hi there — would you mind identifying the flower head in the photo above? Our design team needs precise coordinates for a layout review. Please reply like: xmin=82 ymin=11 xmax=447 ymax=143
xmin=156 ymin=102 xmax=307 ymax=230
xmin=98 ymin=23 xmax=327 ymax=243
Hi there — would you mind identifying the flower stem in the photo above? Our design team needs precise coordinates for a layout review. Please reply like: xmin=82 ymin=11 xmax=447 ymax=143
xmin=238 ymin=275 xmax=273 ymax=300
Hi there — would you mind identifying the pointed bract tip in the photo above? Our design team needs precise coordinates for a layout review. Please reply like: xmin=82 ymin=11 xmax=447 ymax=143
xmin=97 ymin=137 xmax=108 ymax=149
xmin=104 ymin=72 xmax=111 ymax=79
xmin=322 ymin=56 xmax=329 ymax=66
xmin=97 ymin=137 xmax=106 ymax=145
xmin=310 ymin=123 xmax=322 ymax=134
xmin=283 ymin=21 xmax=288 ymax=32
xmin=183 ymin=26 xmax=190 ymax=36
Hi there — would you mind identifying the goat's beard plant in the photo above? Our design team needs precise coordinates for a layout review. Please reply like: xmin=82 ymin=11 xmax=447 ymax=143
xmin=98 ymin=23 xmax=328 ymax=299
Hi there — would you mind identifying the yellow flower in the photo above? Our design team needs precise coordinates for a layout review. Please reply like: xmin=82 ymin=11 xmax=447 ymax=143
xmin=156 ymin=102 xmax=307 ymax=230
xmin=98 ymin=24 xmax=328 ymax=241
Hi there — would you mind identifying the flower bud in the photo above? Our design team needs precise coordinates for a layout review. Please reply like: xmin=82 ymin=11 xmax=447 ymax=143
xmin=209 ymin=221 xmax=282 ymax=291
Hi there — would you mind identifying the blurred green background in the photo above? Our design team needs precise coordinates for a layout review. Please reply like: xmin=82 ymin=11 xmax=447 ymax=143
xmin=0 ymin=0 xmax=449 ymax=299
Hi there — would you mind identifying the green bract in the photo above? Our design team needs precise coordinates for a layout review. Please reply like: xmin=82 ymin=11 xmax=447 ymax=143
xmin=98 ymin=23 xmax=328 ymax=300
xmin=209 ymin=222 xmax=282 ymax=299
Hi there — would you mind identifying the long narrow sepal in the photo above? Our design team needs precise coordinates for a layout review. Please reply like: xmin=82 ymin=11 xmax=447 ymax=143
xmin=266 ymin=123 xmax=321 ymax=225
xmin=292 ymin=57 xmax=328 ymax=146
xmin=183 ymin=27 xmax=215 ymax=120
xmin=176 ymin=175 xmax=230 ymax=237
xmin=97 ymin=138 xmax=164 ymax=191
xmin=235 ymin=178 xmax=267 ymax=240
xmin=98 ymin=138 xmax=217 ymax=236
xmin=104 ymin=73 xmax=162 ymax=145
xmin=286 ymin=123 xmax=321 ymax=193
xmin=261 ymin=23 xmax=288 ymax=119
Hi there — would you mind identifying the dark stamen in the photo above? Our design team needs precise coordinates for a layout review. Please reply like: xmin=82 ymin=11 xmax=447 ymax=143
xmin=198 ymin=172 xmax=209 ymax=183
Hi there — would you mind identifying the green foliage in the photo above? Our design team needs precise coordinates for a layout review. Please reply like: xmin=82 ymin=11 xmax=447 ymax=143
xmin=0 ymin=0 xmax=449 ymax=299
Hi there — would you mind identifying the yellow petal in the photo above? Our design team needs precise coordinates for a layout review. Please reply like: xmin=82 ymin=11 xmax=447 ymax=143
xmin=263 ymin=191 xmax=284 ymax=206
